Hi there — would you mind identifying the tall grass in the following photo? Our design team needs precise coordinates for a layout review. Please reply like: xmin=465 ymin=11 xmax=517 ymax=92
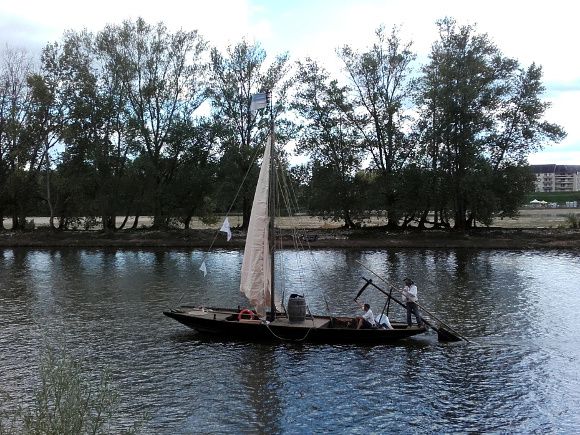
xmin=565 ymin=214 xmax=579 ymax=229
xmin=1 ymin=347 xmax=146 ymax=434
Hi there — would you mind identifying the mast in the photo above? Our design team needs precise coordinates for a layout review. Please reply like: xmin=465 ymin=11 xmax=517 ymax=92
xmin=268 ymin=90 xmax=276 ymax=322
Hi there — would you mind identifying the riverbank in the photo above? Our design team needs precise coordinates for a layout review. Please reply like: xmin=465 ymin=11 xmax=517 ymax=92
xmin=2 ymin=208 xmax=580 ymax=249
xmin=1 ymin=227 xmax=580 ymax=249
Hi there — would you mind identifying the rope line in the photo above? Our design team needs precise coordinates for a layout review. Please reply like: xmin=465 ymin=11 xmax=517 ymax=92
xmin=264 ymin=319 xmax=315 ymax=342
xmin=175 ymin=142 xmax=264 ymax=307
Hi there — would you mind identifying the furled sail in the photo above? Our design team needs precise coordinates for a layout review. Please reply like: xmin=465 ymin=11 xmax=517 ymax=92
xmin=240 ymin=137 xmax=272 ymax=314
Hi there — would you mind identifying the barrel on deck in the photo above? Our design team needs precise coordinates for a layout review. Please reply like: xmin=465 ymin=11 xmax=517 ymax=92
xmin=287 ymin=294 xmax=306 ymax=323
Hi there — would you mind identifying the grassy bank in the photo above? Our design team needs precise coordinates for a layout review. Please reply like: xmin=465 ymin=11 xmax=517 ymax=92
xmin=1 ymin=226 xmax=580 ymax=249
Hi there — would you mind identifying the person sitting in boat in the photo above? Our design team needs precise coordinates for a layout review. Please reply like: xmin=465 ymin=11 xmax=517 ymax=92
xmin=375 ymin=313 xmax=394 ymax=329
xmin=356 ymin=303 xmax=377 ymax=329
xmin=402 ymin=278 xmax=424 ymax=328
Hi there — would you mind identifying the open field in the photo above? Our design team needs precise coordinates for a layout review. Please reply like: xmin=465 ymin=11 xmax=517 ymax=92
xmin=490 ymin=208 xmax=580 ymax=228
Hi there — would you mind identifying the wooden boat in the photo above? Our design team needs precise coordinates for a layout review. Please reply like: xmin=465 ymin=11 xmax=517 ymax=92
xmin=164 ymin=92 xmax=463 ymax=344
xmin=164 ymin=306 xmax=427 ymax=344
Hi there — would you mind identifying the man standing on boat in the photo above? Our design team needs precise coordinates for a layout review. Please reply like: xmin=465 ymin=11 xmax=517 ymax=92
xmin=402 ymin=278 xmax=423 ymax=328
xmin=356 ymin=303 xmax=376 ymax=329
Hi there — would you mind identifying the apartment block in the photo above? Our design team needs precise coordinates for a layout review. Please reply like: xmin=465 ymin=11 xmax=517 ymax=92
xmin=530 ymin=164 xmax=580 ymax=192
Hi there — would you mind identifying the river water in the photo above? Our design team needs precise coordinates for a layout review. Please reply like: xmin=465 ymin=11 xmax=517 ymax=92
xmin=1 ymin=247 xmax=579 ymax=433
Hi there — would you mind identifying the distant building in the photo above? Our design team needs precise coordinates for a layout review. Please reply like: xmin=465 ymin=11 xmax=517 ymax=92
xmin=530 ymin=164 xmax=580 ymax=192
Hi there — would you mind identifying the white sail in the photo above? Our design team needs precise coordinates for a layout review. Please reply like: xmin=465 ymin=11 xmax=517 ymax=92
xmin=240 ymin=136 xmax=272 ymax=314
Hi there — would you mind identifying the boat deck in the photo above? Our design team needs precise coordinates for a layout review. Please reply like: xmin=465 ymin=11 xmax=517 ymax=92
xmin=176 ymin=307 xmax=415 ymax=330
xmin=271 ymin=316 xmax=331 ymax=328
xmin=177 ymin=307 xmax=330 ymax=328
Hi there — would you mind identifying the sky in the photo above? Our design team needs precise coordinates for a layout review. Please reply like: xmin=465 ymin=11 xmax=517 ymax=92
xmin=1 ymin=0 xmax=578 ymax=165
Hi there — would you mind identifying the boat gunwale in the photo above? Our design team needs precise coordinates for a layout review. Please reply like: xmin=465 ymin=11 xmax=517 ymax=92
xmin=168 ymin=306 xmax=423 ymax=328
xmin=163 ymin=307 xmax=427 ymax=344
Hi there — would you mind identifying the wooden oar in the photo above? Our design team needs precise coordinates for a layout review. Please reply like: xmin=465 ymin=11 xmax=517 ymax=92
xmin=356 ymin=261 xmax=468 ymax=342
xmin=355 ymin=260 xmax=469 ymax=342
xmin=355 ymin=283 xmax=438 ymax=332
xmin=360 ymin=277 xmax=435 ymax=330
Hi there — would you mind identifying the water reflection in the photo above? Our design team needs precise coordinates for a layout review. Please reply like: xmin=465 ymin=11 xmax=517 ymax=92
xmin=237 ymin=345 xmax=282 ymax=433
xmin=1 ymin=247 xmax=579 ymax=433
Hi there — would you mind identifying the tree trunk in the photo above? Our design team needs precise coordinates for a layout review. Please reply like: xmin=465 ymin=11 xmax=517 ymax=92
xmin=56 ymin=215 xmax=65 ymax=231
xmin=400 ymin=214 xmax=414 ymax=229
xmin=386 ymin=210 xmax=400 ymax=230
xmin=11 ymin=214 xmax=19 ymax=231
xmin=454 ymin=210 xmax=467 ymax=231
xmin=417 ymin=208 xmax=430 ymax=230
xmin=183 ymin=215 xmax=192 ymax=230
xmin=45 ymin=148 xmax=55 ymax=231
xmin=453 ymin=190 xmax=467 ymax=230
xmin=241 ymin=195 xmax=251 ymax=230
xmin=131 ymin=215 xmax=140 ymax=229
xmin=102 ymin=215 xmax=115 ymax=232
xmin=116 ymin=214 xmax=130 ymax=230
xmin=343 ymin=209 xmax=356 ymax=229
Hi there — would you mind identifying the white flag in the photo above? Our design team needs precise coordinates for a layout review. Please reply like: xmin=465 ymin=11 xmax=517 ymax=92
xmin=199 ymin=261 xmax=207 ymax=277
xmin=250 ymin=92 xmax=268 ymax=112
xmin=220 ymin=217 xmax=232 ymax=241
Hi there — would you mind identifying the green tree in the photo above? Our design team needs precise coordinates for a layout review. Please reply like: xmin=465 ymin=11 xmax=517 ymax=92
xmin=307 ymin=161 xmax=370 ymax=226
xmin=338 ymin=26 xmax=416 ymax=229
xmin=417 ymin=18 xmax=565 ymax=229
xmin=26 ymin=72 xmax=62 ymax=230
xmin=293 ymin=58 xmax=364 ymax=227
xmin=209 ymin=40 xmax=290 ymax=229
xmin=396 ymin=164 xmax=435 ymax=229
xmin=488 ymin=63 xmax=566 ymax=170
xmin=284 ymin=163 xmax=311 ymax=215
xmin=0 ymin=46 xmax=38 ymax=230
xmin=102 ymin=18 xmax=207 ymax=228
xmin=163 ymin=118 xmax=219 ymax=228
xmin=48 ymin=29 xmax=135 ymax=231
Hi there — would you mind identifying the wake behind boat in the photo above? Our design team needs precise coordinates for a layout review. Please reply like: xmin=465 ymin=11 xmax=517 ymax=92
xmin=164 ymin=91 xmax=464 ymax=344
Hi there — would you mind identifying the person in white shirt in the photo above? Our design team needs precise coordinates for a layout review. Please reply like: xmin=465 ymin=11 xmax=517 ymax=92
xmin=375 ymin=313 xmax=394 ymax=329
xmin=356 ymin=303 xmax=376 ymax=329
xmin=402 ymin=278 xmax=424 ymax=327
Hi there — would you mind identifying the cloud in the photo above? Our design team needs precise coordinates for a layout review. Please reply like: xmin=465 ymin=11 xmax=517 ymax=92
xmin=528 ymin=150 xmax=580 ymax=165
xmin=541 ymin=89 xmax=580 ymax=148
xmin=1 ymin=0 xmax=256 ymax=50
xmin=527 ymin=89 xmax=580 ymax=165
xmin=0 ymin=14 xmax=52 ymax=53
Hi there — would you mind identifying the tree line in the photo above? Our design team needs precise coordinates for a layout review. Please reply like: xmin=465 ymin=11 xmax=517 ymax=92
xmin=0 ymin=17 xmax=565 ymax=232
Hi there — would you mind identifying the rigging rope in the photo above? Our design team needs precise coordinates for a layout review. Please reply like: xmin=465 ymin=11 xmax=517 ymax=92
xmin=275 ymin=159 xmax=337 ymax=318
xmin=175 ymin=143 xmax=264 ymax=306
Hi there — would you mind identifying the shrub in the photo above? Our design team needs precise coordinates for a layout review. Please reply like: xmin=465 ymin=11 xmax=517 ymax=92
xmin=565 ymin=213 xmax=579 ymax=229
xmin=0 ymin=347 xmax=146 ymax=434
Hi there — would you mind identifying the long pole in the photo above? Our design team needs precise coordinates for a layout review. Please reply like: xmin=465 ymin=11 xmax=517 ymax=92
xmin=355 ymin=260 xmax=469 ymax=342
xmin=268 ymin=91 xmax=276 ymax=322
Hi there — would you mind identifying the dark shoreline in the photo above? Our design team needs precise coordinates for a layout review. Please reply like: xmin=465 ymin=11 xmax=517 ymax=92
xmin=1 ymin=227 xmax=580 ymax=249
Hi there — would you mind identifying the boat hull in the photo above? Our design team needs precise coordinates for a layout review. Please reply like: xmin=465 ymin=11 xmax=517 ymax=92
xmin=164 ymin=307 xmax=427 ymax=344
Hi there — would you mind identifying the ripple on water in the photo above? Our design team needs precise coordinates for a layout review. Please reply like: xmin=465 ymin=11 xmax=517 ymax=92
xmin=1 ymin=248 xmax=579 ymax=433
